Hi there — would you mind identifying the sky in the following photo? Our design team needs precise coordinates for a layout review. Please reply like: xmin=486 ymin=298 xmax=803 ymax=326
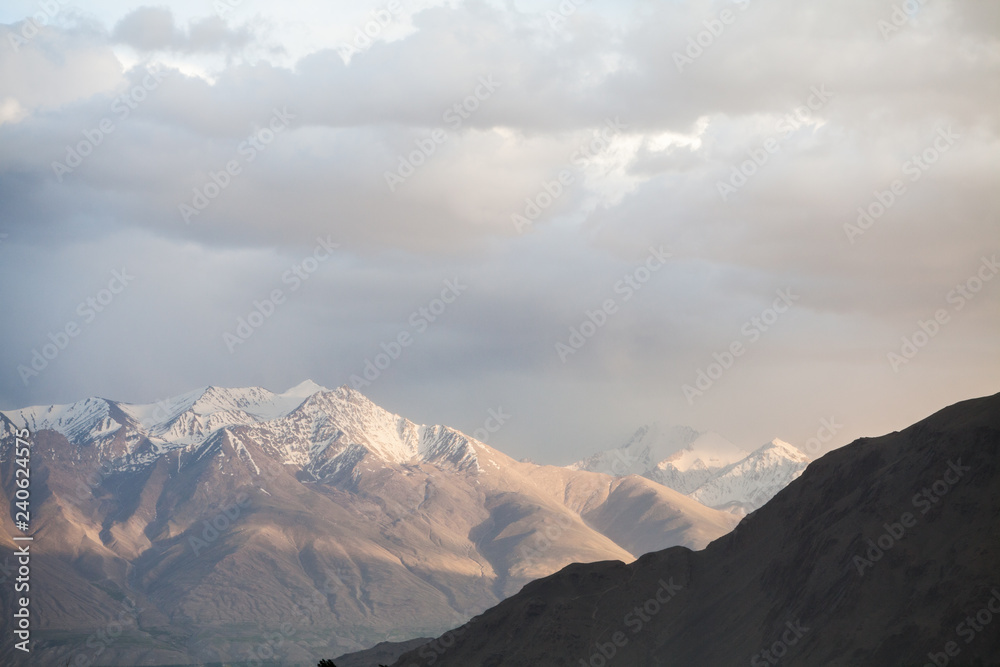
xmin=0 ymin=0 xmax=997 ymax=465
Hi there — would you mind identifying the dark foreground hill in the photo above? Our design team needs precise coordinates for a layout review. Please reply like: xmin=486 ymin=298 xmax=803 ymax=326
xmin=389 ymin=392 xmax=1000 ymax=667
xmin=334 ymin=637 xmax=431 ymax=667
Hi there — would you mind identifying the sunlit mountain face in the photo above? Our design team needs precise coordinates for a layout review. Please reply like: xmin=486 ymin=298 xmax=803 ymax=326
xmin=0 ymin=382 xmax=737 ymax=665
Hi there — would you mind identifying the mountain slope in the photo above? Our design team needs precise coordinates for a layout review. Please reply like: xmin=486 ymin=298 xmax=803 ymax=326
xmin=391 ymin=391 xmax=1000 ymax=667
xmin=0 ymin=383 xmax=736 ymax=666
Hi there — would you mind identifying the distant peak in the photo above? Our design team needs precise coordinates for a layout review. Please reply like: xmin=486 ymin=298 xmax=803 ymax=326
xmin=199 ymin=385 xmax=236 ymax=398
xmin=767 ymin=438 xmax=795 ymax=449
xmin=283 ymin=379 xmax=328 ymax=397
xmin=330 ymin=384 xmax=383 ymax=404
xmin=755 ymin=438 xmax=808 ymax=458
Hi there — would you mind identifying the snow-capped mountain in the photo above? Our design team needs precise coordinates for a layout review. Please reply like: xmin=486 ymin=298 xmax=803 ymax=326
xmin=0 ymin=383 xmax=737 ymax=666
xmin=570 ymin=424 xmax=810 ymax=514
xmin=688 ymin=438 xmax=811 ymax=514
xmin=7 ymin=379 xmax=330 ymax=450
xmin=2 ymin=380 xmax=490 ymax=477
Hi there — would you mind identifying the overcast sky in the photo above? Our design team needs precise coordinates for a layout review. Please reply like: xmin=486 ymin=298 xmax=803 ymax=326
xmin=0 ymin=0 xmax=997 ymax=464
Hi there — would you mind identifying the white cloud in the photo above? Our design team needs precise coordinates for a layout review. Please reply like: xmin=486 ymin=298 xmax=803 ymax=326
xmin=0 ymin=0 xmax=997 ymax=460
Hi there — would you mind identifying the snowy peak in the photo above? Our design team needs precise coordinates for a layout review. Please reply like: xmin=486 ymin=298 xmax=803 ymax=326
xmin=119 ymin=381 xmax=331 ymax=446
xmin=569 ymin=425 xmax=808 ymax=515
xmin=1 ymin=380 xmax=496 ymax=481
xmin=688 ymin=438 xmax=809 ymax=514
xmin=284 ymin=378 xmax=328 ymax=397
xmin=281 ymin=387 xmax=487 ymax=471
xmin=658 ymin=431 xmax=751 ymax=473
xmin=570 ymin=423 xmax=749 ymax=495
xmin=283 ymin=386 xmax=423 ymax=464
xmin=4 ymin=396 xmax=121 ymax=445
xmin=189 ymin=385 xmax=276 ymax=415
xmin=184 ymin=382 xmax=329 ymax=422
xmin=1 ymin=380 xmax=332 ymax=452
xmin=419 ymin=425 xmax=482 ymax=472
xmin=118 ymin=386 xmax=205 ymax=430
xmin=754 ymin=437 xmax=810 ymax=462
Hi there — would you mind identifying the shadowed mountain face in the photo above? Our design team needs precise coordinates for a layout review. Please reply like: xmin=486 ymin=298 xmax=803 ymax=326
xmin=390 ymin=392 xmax=1000 ymax=667
xmin=0 ymin=384 xmax=736 ymax=666
xmin=333 ymin=637 xmax=432 ymax=667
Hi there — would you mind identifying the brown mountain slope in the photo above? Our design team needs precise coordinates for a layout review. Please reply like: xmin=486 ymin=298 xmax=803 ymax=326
xmin=390 ymin=392 xmax=1000 ymax=667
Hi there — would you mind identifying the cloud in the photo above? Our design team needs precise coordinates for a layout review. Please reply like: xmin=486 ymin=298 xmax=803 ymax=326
xmin=111 ymin=6 xmax=253 ymax=53
xmin=0 ymin=0 xmax=997 ymax=462
xmin=112 ymin=6 xmax=175 ymax=51
xmin=0 ymin=21 xmax=122 ymax=114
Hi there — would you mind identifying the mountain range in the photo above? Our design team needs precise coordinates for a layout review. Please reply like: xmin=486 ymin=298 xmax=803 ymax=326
xmin=569 ymin=422 xmax=811 ymax=514
xmin=386 ymin=391 xmax=1000 ymax=666
xmin=0 ymin=381 xmax=744 ymax=666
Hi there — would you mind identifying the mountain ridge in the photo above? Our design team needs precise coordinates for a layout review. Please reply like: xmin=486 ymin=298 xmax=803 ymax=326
xmin=0 ymin=382 xmax=738 ymax=666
